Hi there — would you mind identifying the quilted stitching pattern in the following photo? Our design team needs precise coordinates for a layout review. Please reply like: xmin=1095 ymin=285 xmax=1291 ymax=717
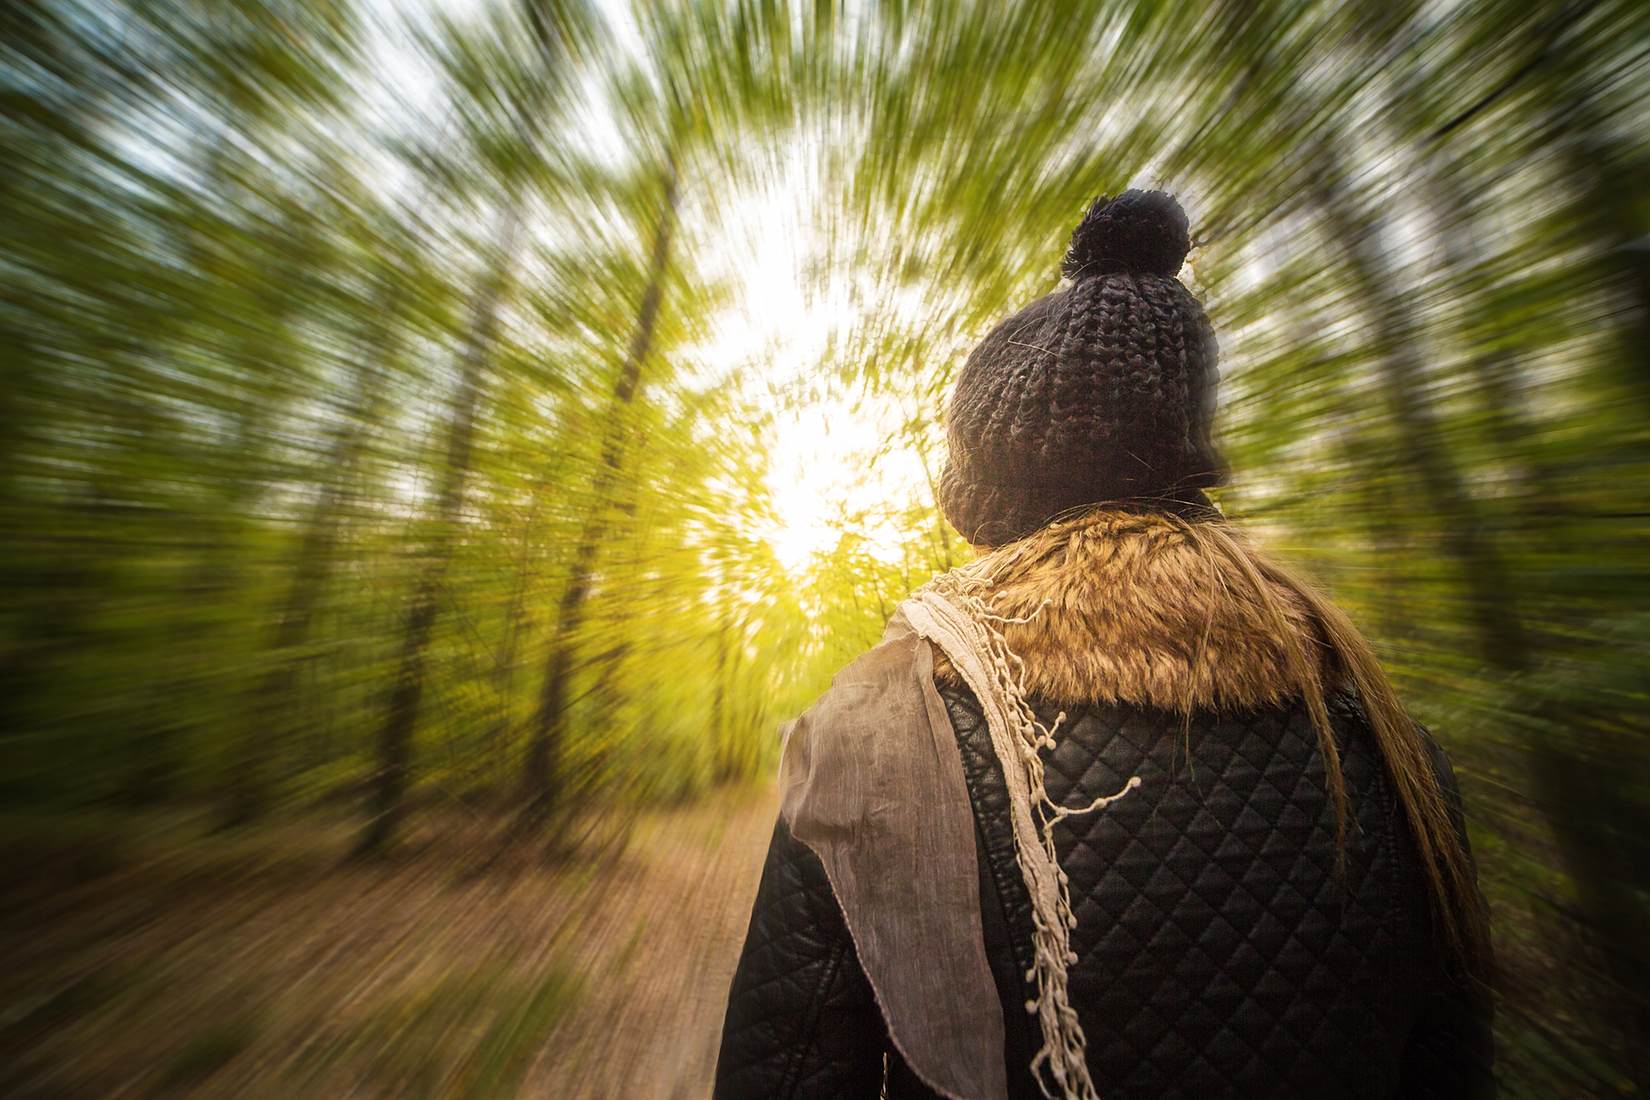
xmin=1047 ymin=695 xmax=1409 ymax=1097
xmin=715 ymin=820 xmax=885 ymax=1099
xmin=939 ymin=682 xmax=1492 ymax=1100
xmin=714 ymin=689 xmax=1493 ymax=1100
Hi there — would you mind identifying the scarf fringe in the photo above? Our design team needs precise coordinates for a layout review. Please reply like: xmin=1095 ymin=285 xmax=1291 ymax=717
xmin=905 ymin=569 xmax=1139 ymax=1100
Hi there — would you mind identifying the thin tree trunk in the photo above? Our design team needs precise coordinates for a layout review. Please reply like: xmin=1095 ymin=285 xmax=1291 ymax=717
xmin=222 ymin=296 xmax=392 ymax=827
xmin=1425 ymin=172 xmax=1564 ymax=512
xmin=355 ymin=200 xmax=520 ymax=857
xmin=1532 ymin=5 xmax=1650 ymax=411
xmin=486 ymin=480 xmax=543 ymax=790
xmin=1312 ymin=153 xmax=1531 ymax=673
xmin=521 ymin=161 xmax=679 ymax=824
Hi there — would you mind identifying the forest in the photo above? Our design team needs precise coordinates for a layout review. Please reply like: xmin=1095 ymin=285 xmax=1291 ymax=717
xmin=2 ymin=0 xmax=1648 ymax=1096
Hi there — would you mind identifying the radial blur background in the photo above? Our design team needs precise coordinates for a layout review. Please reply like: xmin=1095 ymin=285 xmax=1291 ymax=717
xmin=3 ymin=0 xmax=1648 ymax=1096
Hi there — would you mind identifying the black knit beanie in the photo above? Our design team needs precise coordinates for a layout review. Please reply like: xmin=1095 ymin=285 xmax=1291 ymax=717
xmin=938 ymin=190 xmax=1226 ymax=547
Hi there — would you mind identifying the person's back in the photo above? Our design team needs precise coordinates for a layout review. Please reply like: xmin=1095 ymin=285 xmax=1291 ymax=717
xmin=714 ymin=192 xmax=1493 ymax=1100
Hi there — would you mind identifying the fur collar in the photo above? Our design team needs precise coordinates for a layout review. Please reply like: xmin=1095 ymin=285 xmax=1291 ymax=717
xmin=932 ymin=509 xmax=1329 ymax=711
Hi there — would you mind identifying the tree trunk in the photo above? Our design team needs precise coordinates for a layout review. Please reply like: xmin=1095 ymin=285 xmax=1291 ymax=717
xmin=486 ymin=481 xmax=543 ymax=791
xmin=1311 ymin=154 xmax=1531 ymax=673
xmin=355 ymin=201 xmax=520 ymax=857
xmin=1535 ymin=6 xmax=1650 ymax=411
xmin=221 ymin=293 xmax=392 ymax=828
xmin=521 ymin=161 xmax=680 ymax=824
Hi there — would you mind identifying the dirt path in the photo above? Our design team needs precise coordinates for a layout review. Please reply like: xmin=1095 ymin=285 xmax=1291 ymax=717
xmin=522 ymin=788 xmax=779 ymax=1098
xmin=0 ymin=785 xmax=779 ymax=1099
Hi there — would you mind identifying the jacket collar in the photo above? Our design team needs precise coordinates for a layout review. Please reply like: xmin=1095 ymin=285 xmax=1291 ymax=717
xmin=934 ymin=508 xmax=1327 ymax=710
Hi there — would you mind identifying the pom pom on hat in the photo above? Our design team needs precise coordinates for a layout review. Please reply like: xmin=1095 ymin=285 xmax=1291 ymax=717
xmin=1061 ymin=189 xmax=1191 ymax=280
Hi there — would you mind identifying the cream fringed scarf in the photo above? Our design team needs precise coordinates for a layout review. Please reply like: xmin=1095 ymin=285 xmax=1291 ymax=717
xmin=905 ymin=574 xmax=1139 ymax=1100
xmin=777 ymin=576 xmax=1138 ymax=1100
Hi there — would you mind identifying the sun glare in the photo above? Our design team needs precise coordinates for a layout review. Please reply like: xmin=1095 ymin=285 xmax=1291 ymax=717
xmin=692 ymin=172 xmax=933 ymax=576
xmin=761 ymin=397 xmax=926 ymax=574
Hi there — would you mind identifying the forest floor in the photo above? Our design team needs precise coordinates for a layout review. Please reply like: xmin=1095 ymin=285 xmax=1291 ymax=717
xmin=0 ymin=784 xmax=778 ymax=1100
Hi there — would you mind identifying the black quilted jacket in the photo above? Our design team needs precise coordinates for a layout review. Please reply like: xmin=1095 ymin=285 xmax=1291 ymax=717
xmin=714 ymin=681 xmax=1494 ymax=1099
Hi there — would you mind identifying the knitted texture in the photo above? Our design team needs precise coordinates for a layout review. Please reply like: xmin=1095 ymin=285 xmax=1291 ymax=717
xmin=940 ymin=191 xmax=1226 ymax=547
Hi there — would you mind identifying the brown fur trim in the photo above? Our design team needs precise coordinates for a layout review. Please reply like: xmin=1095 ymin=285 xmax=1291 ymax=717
xmin=932 ymin=509 xmax=1329 ymax=710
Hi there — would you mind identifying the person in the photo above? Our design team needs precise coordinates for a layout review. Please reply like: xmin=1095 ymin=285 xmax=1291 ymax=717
xmin=712 ymin=190 xmax=1495 ymax=1100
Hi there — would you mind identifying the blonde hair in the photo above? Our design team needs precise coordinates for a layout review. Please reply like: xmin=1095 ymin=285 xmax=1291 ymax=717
xmin=1166 ymin=513 xmax=1492 ymax=975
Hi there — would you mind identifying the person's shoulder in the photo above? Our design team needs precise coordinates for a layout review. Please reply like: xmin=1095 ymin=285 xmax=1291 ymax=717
xmin=784 ymin=621 xmax=930 ymax=751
